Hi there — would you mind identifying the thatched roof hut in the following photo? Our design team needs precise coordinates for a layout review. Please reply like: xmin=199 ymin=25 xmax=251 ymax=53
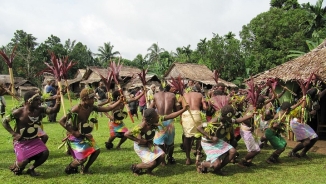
xmin=123 ymin=74 xmax=161 ymax=90
xmin=81 ymin=66 xmax=141 ymax=89
xmin=0 ymin=75 xmax=26 ymax=88
xmin=0 ymin=75 xmax=38 ymax=96
xmin=163 ymin=62 xmax=237 ymax=87
xmin=248 ymin=39 xmax=326 ymax=84
xmin=67 ymin=69 xmax=86 ymax=85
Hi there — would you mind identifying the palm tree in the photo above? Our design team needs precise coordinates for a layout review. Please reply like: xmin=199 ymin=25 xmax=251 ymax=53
xmin=303 ymin=0 xmax=326 ymax=35
xmin=147 ymin=43 xmax=165 ymax=63
xmin=133 ymin=54 xmax=148 ymax=69
xmin=95 ymin=42 xmax=120 ymax=66
xmin=224 ymin=32 xmax=236 ymax=40
xmin=182 ymin=45 xmax=192 ymax=62
xmin=64 ymin=39 xmax=76 ymax=54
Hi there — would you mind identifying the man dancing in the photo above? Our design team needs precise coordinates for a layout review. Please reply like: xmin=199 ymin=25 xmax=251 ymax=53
xmin=2 ymin=90 xmax=61 ymax=176
xmin=125 ymin=105 xmax=187 ymax=176
xmin=59 ymin=88 xmax=122 ymax=174
xmin=182 ymin=84 xmax=207 ymax=165
xmin=149 ymin=84 xmax=181 ymax=165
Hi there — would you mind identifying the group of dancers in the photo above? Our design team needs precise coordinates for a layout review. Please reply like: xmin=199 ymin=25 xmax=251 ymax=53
xmin=1 ymin=78 xmax=325 ymax=176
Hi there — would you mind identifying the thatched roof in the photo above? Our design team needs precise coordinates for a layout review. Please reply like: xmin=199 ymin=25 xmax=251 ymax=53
xmin=0 ymin=75 xmax=25 ymax=84
xmin=123 ymin=74 xmax=161 ymax=89
xmin=163 ymin=62 xmax=237 ymax=87
xmin=67 ymin=69 xmax=86 ymax=85
xmin=0 ymin=75 xmax=36 ymax=88
xmin=248 ymin=39 xmax=326 ymax=84
xmin=81 ymin=66 xmax=141 ymax=84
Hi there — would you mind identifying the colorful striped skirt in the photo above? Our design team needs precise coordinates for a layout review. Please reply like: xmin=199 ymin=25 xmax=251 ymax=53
xmin=67 ymin=135 xmax=99 ymax=160
xmin=109 ymin=121 xmax=129 ymax=138
xmin=134 ymin=142 xmax=164 ymax=164
xmin=14 ymin=138 xmax=48 ymax=162
xmin=201 ymin=139 xmax=233 ymax=163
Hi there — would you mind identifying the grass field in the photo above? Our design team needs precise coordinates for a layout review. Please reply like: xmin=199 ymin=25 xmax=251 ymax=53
xmin=0 ymin=95 xmax=325 ymax=184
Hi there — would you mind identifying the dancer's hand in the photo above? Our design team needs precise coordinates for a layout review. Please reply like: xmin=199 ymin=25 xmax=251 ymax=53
xmin=138 ymin=139 xmax=147 ymax=145
xmin=12 ymin=133 xmax=22 ymax=141
xmin=72 ymin=130 xmax=81 ymax=138
xmin=211 ymin=136 xmax=218 ymax=143
xmin=84 ymin=134 xmax=93 ymax=139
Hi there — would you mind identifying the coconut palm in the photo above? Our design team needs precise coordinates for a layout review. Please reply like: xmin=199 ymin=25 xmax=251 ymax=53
xmin=147 ymin=43 xmax=165 ymax=63
xmin=303 ymin=0 xmax=326 ymax=35
xmin=95 ymin=42 xmax=120 ymax=66
xmin=133 ymin=54 xmax=148 ymax=69
xmin=224 ymin=32 xmax=236 ymax=40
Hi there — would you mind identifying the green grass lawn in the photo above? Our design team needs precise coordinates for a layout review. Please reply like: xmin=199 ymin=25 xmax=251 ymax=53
xmin=0 ymin=95 xmax=325 ymax=184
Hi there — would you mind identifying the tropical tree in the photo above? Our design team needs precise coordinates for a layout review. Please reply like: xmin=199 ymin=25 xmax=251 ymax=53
xmin=270 ymin=0 xmax=300 ymax=10
xmin=182 ymin=45 xmax=193 ymax=62
xmin=302 ymin=0 xmax=326 ymax=36
xmin=64 ymin=39 xmax=76 ymax=54
xmin=240 ymin=7 xmax=311 ymax=74
xmin=131 ymin=54 xmax=148 ymax=69
xmin=95 ymin=42 xmax=120 ymax=66
xmin=6 ymin=30 xmax=39 ymax=80
xmin=147 ymin=42 xmax=165 ymax=64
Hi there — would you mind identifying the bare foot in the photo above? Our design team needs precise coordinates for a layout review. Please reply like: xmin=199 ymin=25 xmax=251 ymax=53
xmin=186 ymin=158 xmax=192 ymax=165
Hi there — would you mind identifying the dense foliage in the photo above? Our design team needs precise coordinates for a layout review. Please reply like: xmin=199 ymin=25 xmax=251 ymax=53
xmin=1 ymin=0 xmax=325 ymax=87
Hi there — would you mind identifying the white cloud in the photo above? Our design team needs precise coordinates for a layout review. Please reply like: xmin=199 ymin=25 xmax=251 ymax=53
xmin=0 ymin=0 xmax=323 ymax=60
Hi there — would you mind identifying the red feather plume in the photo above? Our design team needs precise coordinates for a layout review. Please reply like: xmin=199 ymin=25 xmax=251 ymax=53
xmin=169 ymin=75 xmax=185 ymax=95
xmin=0 ymin=45 xmax=17 ymax=68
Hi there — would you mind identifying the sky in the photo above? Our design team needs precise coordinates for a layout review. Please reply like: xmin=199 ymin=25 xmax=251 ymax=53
xmin=0 ymin=0 xmax=323 ymax=60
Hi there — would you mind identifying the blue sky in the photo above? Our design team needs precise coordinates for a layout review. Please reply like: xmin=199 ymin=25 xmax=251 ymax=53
xmin=0 ymin=0 xmax=323 ymax=60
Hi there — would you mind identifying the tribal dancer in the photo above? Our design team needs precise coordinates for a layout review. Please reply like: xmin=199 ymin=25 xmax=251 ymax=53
xmin=288 ymin=87 xmax=326 ymax=159
xmin=238 ymin=96 xmax=274 ymax=167
xmin=265 ymin=102 xmax=290 ymax=164
xmin=125 ymin=105 xmax=188 ymax=175
xmin=182 ymin=84 xmax=208 ymax=165
xmin=100 ymin=90 xmax=144 ymax=150
xmin=259 ymin=89 xmax=285 ymax=148
xmin=2 ymin=90 xmax=60 ymax=176
xmin=59 ymin=88 xmax=122 ymax=174
xmin=197 ymin=105 xmax=253 ymax=175
xmin=149 ymin=84 xmax=181 ymax=165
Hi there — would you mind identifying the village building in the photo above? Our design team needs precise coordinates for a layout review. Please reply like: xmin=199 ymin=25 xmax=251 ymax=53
xmin=249 ymin=39 xmax=326 ymax=139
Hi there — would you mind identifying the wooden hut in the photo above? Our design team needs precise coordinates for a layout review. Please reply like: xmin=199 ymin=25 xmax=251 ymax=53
xmin=81 ymin=66 xmax=141 ymax=91
xmin=0 ymin=75 xmax=38 ymax=96
xmin=67 ymin=69 xmax=86 ymax=94
xmin=247 ymin=39 xmax=326 ymax=138
xmin=163 ymin=62 xmax=237 ymax=89
xmin=123 ymin=74 xmax=161 ymax=91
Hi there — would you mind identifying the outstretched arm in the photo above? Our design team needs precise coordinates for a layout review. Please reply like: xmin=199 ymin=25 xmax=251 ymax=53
xmin=129 ymin=91 xmax=144 ymax=103
xmin=277 ymin=89 xmax=286 ymax=98
xmin=234 ymin=113 xmax=253 ymax=123
xmin=45 ymin=94 xmax=61 ymax=114
xmin=163 ymin=102 xmax=188 ymax=120
xmin=98 ymin=98 xmax=122 ymax=112
xmin=98 ymin=99 xmax=110 ymax=106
